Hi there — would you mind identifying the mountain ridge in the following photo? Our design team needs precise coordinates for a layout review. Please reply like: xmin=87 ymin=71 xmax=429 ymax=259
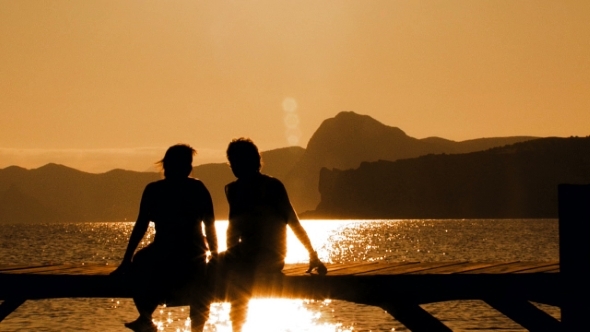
xmin=1 ymin=111 xmax=542 ymax=223
xmin=283 ymin=111 xmax=537 ymax=212
xmin=308 ymin=136 xmax=590 ymax=219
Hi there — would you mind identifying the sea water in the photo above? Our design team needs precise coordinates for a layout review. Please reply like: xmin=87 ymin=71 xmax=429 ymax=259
xmin=0 ymin=219 xmax=560 ymax=331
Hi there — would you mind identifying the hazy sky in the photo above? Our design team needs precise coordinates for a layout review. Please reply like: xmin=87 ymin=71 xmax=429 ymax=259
xmin=1 ymin=1 xmax=589 ymax=172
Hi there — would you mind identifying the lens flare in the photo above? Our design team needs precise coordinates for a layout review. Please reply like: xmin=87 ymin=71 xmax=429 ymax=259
xmin=282 ymin=98 xmax=297 ymax=113
xmin=284 ymin=113 xmax=300 ymax=129
xmin=281 ymin=97 xmax=302 ymax=146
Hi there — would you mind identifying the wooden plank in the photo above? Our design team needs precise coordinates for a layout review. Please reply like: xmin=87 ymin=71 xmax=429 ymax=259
xmin=0 ymin=265 xmax=79 ymax=275
xmin=0 ymin=262 xmax=563 ymax=277
xmin=40 ymin=266 xmax=114 ymax=276
xmin=231 ymin=261 xmax=560 ymax=277
xmin=281 ymin=263 xmax=308 ymax=271
xmin=0 ymin=265 xmax=55 ymax=272
xmin=385 ymin=262 xmax=466 ymax=275
xmin=325 ymin=262 xmax=376 ymax=268
xmin=321 ymin=262 xmax=380 ymax=272
xmin=409 ymin=262 xmax=496 ymax=274
xmin=315 ymin=262 xmax=389 ymax=276
xmin=495 ymin=262 xmax=557 ymax=274
xmin=513 ymin=262 xmax=559 ymax=274
xmin=281 ymin=263 xmax=369 ymax=276
xmin=282 ymin=263 xmax=316 ymax=276
xmin=320 ymin=262 xmax=380 ymax=273
xmin=460 ymin=261 xmax=525 ymax=274
xmin=532 ymin=266 xmax=559 ymax=273
xmin=356 ymin=262 xmax=460 ymax=275
xmin=351 ymin=262 xmax=419 ymax=275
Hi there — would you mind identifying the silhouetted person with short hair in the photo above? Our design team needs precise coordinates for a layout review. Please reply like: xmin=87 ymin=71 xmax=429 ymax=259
xmin=112 ymin=144 xmax=218 ymax=332
xmin=217 ymin=137 xmax=326 ymax=332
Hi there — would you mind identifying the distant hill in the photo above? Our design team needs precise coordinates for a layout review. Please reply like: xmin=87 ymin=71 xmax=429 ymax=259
xmin=1 ymin=111 xmax=542 ymax=223
xmin=309 ymin=137 xmax=590 ymax=219
xmin=419 ymin=136 xmax=542 ymax=154
xmin=284 ymin=111 xmax=536 ymax=213
xmin=0 ymin=183 xmax=66 ymax=223
xmin=0 ymin=147 xmax=305 ymax=223
xmin=0 ymin=164 xmax=159 ymax=223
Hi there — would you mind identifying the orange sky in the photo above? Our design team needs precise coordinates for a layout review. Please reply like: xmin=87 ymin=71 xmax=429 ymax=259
xmin=1 ymin=1 xmax=589 ymax=172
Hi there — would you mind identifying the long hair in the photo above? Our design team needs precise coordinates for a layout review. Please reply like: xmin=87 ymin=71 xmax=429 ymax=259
xmin=157 ymin=144 xmax=196 ymax=179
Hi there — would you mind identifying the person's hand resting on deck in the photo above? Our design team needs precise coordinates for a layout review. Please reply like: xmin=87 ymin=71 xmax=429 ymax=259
xmin=110 ymin=259 xmax=132 ymax=276
xmin=306 ymin=251 xmax=328 ymax=275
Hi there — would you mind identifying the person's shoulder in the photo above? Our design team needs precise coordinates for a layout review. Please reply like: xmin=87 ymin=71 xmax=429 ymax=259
xmin=225 ymin=179 xmax=238 ymax=191
xmin=262 ymin=173 xmax=279 ymax=182
xmin=145 ymin=179 xmax=165 ymax=190
xmin=142 ymin=179 xmax=164 ymax=197
xmin=187 ymin=177 xmax=204 ymax=185
xmin=260 ymin=173 xmax=285 ymax=189
xmin=187 ymin=177 xmax=209 ymax=190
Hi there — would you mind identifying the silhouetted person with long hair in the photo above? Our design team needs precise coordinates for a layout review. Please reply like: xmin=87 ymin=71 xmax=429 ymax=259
xmin=111 ymin=144 xmax=218 ymax=332
xmin=217 ymin=137 xmax=326 ymax=332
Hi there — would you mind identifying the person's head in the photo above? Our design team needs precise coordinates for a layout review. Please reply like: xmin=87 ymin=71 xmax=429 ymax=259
xmin=226 ymin=138 xmax=261 ymax=178
xmin=157 ymin=144 xmax=196 ymax=179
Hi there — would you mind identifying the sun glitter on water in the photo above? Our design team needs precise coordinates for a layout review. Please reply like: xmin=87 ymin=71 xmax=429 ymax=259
xmin=214 ymin=220 xmax=336 ymax=263
xmin=152 ymin=299 xmax=350 ymax=332
xmin=151 ymin=220 xmax=352 ymax=331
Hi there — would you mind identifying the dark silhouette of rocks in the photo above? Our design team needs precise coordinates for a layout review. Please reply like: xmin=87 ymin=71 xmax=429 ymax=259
xmin=0 ymin=164 xmax=159 ymax=223
xmin=419 ymin=136 xmax=541 ymax=154
xmin=0 ymin=112 xmax=543 ymax=223
xmin=0 ymin=148 xmax=305 ymax=223
xmin=0 ymin=184 xmax=66 ymax=223
xmin=309 ymin=137 xmax=590 ymax=219
xmin=284 ymin=111 xmax=536 ymax=213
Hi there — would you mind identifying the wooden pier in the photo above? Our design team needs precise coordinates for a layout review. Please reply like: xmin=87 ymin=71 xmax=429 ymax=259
xmin=0 ymin=184 xmax=588 ymax=331
xmin=0 ymin=261 xmax=562 ymax=331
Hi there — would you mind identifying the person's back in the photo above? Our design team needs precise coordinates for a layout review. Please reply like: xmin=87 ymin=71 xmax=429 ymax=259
xmin=225 ymin=173 xmax=289 ymax=272
xmin=147 ymin=178 xmax=211 ymax=259
xmin=111 ymin=144 xmax=217 ymax=332
xmin=219 ymin=137 xmax=326 ymax=332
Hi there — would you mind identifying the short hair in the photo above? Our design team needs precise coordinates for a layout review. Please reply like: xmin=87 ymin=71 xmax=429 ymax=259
xmin=157 ymin=144 xmax=196 ymax=178
xmin=226 ymin=137 xmax=261 ymax=171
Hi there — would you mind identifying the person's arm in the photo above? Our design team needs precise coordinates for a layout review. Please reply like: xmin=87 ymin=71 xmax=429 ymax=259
xmin=225 ymin=184 xmax=240 ymax=248
xmin=201 ymin=183 xmax=218 ymax=255
xmin=111 ymin=185 xmax=152 ymax=275
xmin=288 ymin=211 xmax=314 ymax=255
xmin=276 ymin=180 xmax=327 ymax=275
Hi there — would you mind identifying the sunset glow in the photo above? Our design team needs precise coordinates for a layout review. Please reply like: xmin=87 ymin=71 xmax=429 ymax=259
xmin=0 ymin=2 xmax=584 ymax=330
xmin=1 ymin=1 xmax=589 ymax=172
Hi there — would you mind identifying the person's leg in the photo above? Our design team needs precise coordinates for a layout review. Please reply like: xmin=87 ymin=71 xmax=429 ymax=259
xmin=132 ymin=295 xmax=159 ymax=323
xmin=189 ymin=294 xmax=209 ymax=332
xmin=124 ymin=308 xmax=157 ymax=332
xmin=125 ymin=246 xmax=159 ymax=331
xmin=189 ymin=261 xmax=211 ymax=332
xmin=228 ymin=269 xmax=254 ymax=332
xmin=214 ymin=249 xmax=252 ymax=332
xmin=124 ymin=294 xmax=158 ymax=332
xmin=230 ymin=296 xmax=248 ymax=332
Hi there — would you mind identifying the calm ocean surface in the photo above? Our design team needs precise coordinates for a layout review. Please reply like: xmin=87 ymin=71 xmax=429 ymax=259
xmin=0 ymin=219 xmax=559 ymax=331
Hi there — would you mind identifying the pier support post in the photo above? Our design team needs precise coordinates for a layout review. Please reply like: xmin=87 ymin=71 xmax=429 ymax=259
xmin=379 ymin=300 xmax=452 ymax=332
xmin=558 ymin=184 xmax=590 ymax=331
xmin=0 ymin=298 xmax=26 ymax=323
xmin=484 ymin=297 xmax=560 ymax=331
